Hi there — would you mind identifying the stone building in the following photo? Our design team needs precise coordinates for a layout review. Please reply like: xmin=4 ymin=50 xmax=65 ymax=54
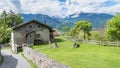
xmin=11 ymin=20 xmax=54 ymax=53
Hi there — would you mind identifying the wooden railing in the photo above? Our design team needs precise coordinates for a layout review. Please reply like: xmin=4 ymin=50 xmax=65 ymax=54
xmin=64 ymin=36 xmax=120 ymax=47
xmin=85 ymin=40 xmax=120 ymax=46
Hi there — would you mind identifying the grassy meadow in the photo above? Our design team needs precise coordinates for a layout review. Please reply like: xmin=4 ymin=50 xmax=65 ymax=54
xmin=31 ymin=36 xmax=120 ymax=68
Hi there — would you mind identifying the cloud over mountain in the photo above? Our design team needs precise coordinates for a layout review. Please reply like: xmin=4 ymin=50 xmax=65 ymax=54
xmin=0 ymin=0 xmax=120 ymax=18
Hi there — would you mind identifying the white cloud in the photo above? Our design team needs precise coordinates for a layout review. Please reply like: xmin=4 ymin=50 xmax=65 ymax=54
xmin=0 ymin=0 xmax=120 ymax=18
xmin=62 ymin=0 xmax=120 ymax=16
xmin=97 ymin=3 xmax=120 ymax=14
xmin=20 ymin=0 xmax=63 ymax=17
xmin=0 ymin=0 xmax=20 ymax=14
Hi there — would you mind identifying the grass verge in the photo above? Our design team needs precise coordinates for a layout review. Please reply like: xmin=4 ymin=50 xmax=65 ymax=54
xmin=1 ymin=46 xmax=11 ymax=50
xmin=21 ymin=53 xmax=38 ymax=68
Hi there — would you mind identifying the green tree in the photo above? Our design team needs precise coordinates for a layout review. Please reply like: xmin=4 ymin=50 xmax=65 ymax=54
xmin=90 ymin=31 xmax=106 ymax=41
xmin=62 ymin=26 xmax=69 ymax=32
xmin=69 ymin=20 xmax=92 ymax=40
xmin=1 ymin=10 xmax=7 ymax=25
xmin=0 ymin=10 xmax=23 ymax=43
xmin=62 ymin=26 xmax=70 ymax=35
xmin=7 ymin=10 xmax=23 ymax=27
xmin=75 ymin=20 xmax=92 ymax=40
xmin=106 ymin=14 xmax=120 ymax=41
xmin=68 ymin=27 xmax=77 ymax=36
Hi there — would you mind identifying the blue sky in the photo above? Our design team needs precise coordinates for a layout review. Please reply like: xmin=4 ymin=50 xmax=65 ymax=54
xmin=0 ymin=0 xmax=120 ymax=18
xmin=59 ymin=0 xmax=66 ymax=2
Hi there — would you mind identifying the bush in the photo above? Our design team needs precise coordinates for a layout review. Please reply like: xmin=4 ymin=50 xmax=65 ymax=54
xmin=90 ymin=31 xmax=106 ymax=41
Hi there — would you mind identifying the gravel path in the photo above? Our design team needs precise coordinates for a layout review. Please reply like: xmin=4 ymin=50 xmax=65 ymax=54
xmin=0 ymin=50 xmax=31 ymax=68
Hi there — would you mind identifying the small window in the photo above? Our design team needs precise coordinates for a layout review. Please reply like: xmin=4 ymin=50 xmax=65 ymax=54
xmin=30 ymin=34 xmax=32 ymax=37
xmin=29 ymin=25 xmax=32 ymax=28
xmin=21 ymin=27 xmax=24 ymax=31
xmin=38 ymin=25 xmax=41 ymax=28
xmin=36 ymin=34 xmax=40 ymax=38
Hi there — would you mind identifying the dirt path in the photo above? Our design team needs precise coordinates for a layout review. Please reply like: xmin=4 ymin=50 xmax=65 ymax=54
xmin=0 ymin=50 xmax=30 ymax=68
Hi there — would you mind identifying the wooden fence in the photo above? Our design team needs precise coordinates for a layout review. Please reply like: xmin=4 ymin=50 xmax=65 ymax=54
xmin=64 ymin=36 xmax=120 ymax=47
xmin=85 ymin=40 xmax=120 ymax=46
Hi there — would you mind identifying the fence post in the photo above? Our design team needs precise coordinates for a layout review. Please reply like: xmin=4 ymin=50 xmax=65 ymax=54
xmin=100 ymin=41 xmax=101 ymax=45
xmin=117 ymin=41 xmax=119 ymax=47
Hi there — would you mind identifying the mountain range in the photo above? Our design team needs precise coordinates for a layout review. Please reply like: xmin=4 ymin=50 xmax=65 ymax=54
xmin=21 ymin=12 xmax=113 ymax=30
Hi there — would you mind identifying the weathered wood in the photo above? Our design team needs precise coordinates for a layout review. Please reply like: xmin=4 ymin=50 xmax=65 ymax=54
xmin=65 ymin=36 xmax=120 ymax=47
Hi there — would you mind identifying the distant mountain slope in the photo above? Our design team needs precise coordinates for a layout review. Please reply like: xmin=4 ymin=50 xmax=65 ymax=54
xmin=56 ymin=12 xmax=113 ymax=28
xmin=21 ymin=13 xmax=113 ymax=30
xmin=21 ymin=14 xmax=61 ymax=29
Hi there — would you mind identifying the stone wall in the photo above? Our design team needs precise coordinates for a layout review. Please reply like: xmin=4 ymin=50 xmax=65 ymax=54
xmin=23 ymin=46 xmax=69 ymax=68
xmin=0 ymin=43 xmax=10 ymax=48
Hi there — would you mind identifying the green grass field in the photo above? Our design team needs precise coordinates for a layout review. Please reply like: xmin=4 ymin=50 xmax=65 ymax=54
xmin=31 ymin=36 xmax=120 ymax=68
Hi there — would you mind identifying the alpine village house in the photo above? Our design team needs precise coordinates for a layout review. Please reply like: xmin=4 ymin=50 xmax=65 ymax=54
xmin=11 ymin=20 xmax=54 ymax=53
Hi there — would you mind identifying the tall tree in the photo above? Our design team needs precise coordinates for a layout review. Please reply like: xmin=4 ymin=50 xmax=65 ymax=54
xmin=69 ymin=27 xmax=77 ymax=36
xmin=69 ymin=20 xmax=92 ymax=40
xmin=0 ymin=10 xmax=8 ymax=27
xmin=75 ymin=20 xmax=92 ymax=40
xmin=0 ymin=10 xmax=23 ymax=44
xmin=7 ymin=10 xmax=23 ymax=27
xmin=106 ymin=14 xmax=120 ymax=41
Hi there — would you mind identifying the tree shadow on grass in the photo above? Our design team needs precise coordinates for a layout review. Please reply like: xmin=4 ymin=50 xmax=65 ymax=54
xmin=0 ymin=55 xmax=18 ymax=68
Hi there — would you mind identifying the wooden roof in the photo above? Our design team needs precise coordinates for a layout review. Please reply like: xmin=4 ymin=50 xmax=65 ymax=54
xmin=53 ymin=30 xmax=60 ymax=36
xmin=12 ymin=19 xmax=52 ymax=31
